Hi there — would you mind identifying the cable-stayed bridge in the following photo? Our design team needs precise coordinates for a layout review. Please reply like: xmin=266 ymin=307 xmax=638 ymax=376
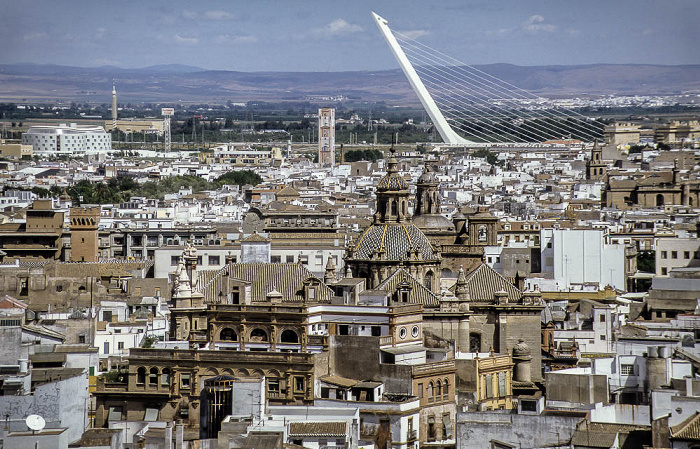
xmin=372 ymin=12 xmax=604 ymax=146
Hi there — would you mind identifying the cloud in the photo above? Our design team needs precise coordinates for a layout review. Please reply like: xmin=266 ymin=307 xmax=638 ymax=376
xmin=486 ymin=28 xmax=513 ymax=37
xmin=174 ymin=34 xmax=199 ymax=45
xmin=203 ymin=10 xmax=234 ymax=20
xmin=523 ymin=15 xmax=557 ymax=33
xmin=566 ymin=28 xmax=581 ymax=36
xmin=318 ymin=18 xmax=363 ymax=36
xmin=215 ymin=34 xmax=258 ymax=44
xmin=95 ymin=28 xmax=107 ymax=40
xmin=23 ymin=32 xmax=49 ymax=42
xmin=398 ymin=29 xmax=431 ymax=40
xmin=181 ymin=10 xmax=198 ymax=20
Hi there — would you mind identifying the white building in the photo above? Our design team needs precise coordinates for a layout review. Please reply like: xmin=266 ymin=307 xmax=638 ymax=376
xmin=23 ymin=123 xmax=111 ymax=155
xmin=541 ymin=229 xmax=626 ymax=291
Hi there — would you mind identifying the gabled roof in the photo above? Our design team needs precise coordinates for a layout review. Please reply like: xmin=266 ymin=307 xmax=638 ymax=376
xmin=671 ymin=411 xmax=700 ymax=441
xmin=449 ymin=264 xmax=521 ymax=302
xmin=197 ymin=263 xmax=334 ymax=303
xmin=375 ymin=268 xmax=440 ymax=306
xmin=0 ymin=295 xmax=28 ymax=309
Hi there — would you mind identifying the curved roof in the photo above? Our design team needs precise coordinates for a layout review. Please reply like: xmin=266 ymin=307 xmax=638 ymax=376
xmin=352 ymin=223 xmax=436 ymax=261
xmin=377 ymin=172 xmax=409 ymax=191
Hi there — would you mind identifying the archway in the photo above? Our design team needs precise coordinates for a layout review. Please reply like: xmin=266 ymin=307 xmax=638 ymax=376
xmin=280 ymin=329 xmax=299 ymax=343
xmin=220 ymin=328 xmax=237 ymax=341
xmin=250 ymin=328 xmax=268 ymax=342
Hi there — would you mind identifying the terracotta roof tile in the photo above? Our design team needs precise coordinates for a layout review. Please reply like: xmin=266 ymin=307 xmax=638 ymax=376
xmin=288 ymin=421 xmax=347 ymax=437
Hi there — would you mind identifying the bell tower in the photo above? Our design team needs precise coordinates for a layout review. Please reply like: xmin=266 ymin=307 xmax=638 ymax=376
xmin=374 ymin=146 xmax=410 ymax=224
xmin=70 ymin=206 xmax=100 ymax=262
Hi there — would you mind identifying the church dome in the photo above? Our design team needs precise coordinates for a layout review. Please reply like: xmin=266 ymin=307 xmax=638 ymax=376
xmin=377 ymin=172 xmax=409 ymax=191
xmin=351 ymin=223 xmax=437 ymax=261
xmin=513 ymin=338 xmax=531 ymax=357
xmin=413 ymin=214 xmax=456 ymax=233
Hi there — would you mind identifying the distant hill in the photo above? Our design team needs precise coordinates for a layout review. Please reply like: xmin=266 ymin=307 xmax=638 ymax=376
xmin=0 ymin=62 xmax=698 ymax=104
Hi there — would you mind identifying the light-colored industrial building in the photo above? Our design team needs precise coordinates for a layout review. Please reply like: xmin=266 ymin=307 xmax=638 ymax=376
xmin=199 ymin=143 xmax=284 ymax=167
xmin=22 ymin=123 xmax=111 ymax=155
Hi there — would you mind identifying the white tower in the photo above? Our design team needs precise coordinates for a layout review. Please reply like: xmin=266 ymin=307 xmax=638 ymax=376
xmin=372 ymin=12 xmax=473 ymax=145
xmin=111 ymin=81 xmax=117 ymax=130
xmin=162 ymin=108 xmax=174 ymax=153
xmin=318 ymin=107 xmax=335 ymax=166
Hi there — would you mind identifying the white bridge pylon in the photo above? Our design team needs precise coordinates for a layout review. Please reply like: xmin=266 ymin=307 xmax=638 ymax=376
xmin=372 ymin=12 xmax=476 ymax=146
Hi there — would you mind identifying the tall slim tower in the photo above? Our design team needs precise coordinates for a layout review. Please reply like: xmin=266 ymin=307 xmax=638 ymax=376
xmin=111 ymin=81 xmax=117 ymax=130
xmin=162 ymin=108 xmax=174 ymax=153
xmin=318 ymin=107 xmax=335 ymax=166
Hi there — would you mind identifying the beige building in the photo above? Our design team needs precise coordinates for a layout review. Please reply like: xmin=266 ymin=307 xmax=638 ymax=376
xmin=655 ymin=237 xmax=700 ymax=276
xmin=0 ymin=140 xmax=32 ymax=159
xmin=105 ymin=119 xmax=165 ymax=135
xmin=604 ymin=122 xmax=642 ymax=147
xmin=199 ymin=143 xmax=284 ymax=167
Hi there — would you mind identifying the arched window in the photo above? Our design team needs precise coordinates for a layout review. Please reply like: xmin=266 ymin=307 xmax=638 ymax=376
xmin=402 ymin=201 xmax=406 ymax=215
xmin=280 ymin=329 xmax=299 ymax=343
xmin=443 ymin=378 xmax=449 ymax=398
xmin=137 ymin=367 xmax=146 ymax=384
xmin=436 ymin=380 xmax=442 ymax=398
xmin=470 ymin=333 xmax=482 ymax=353
xmin=656 ymin=194 xmax=664 ymax=207
xmin=161 ymin=368 xmax=171 ymax=386
xmin=391 ymin=200 xmax=397 ymax=216
xmin=220 ymin=328 xmax=237 ymax=341
xmin=149 ymin=367 xmax=159 ymax=385
xmin=424 ymin=271 xmax=433 ymax=290
xmin=250 ymin=328 xmax=268 ymax=342
xmin=427 ymin=382 xmax=434 ymax=402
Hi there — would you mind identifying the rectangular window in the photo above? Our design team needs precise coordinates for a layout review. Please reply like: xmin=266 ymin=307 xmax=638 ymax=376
xmin=498 ymin=372 xmax=506 ymax=397
xmin=117 ymin=342 xmax=124 ymax=350
xmin=108 ymin=406 xmax=123 ymax=421
xmin=661 ymin=251 xmax=667 ymax=259
xmin=286 ymin=255 xmax=294 ymax=263
xmin=315 ymin=255 xmax=323 ymax=266
xmin=684 ymin=251 xmax=690 ymax=259
xmin=171 ymin=256 xmax=179 ymax=266
xmin=181 ymin=374 xmax=191 ymax=389
xmin=294 ymin=376 xmax=305 ymax=392
xmin=417 ymin=383 xmax=423 ymax=398
xmin=485 ymin=374 xmax=493 ymax=398
xmin=442 ymin=413 xmax=452 ymax=439
xmin=599 ymin=314 xmax=605 ymax=322
xmin=621 ymin=364 xmax=634 ymax=375
xmin=662 ymin=267 xmax=668 ymax=275
xmin=103 ymin=342 xmax=109 ymax=354
xmin=271 ymin=255 xmax=281 ymax=263
xmin=671 ymin=251 xmax=678 ymax=259
xmin=600 ymin=335 xmax=606 ymax=341
xmin=208 ymin=255 xmax=220 ymax=265
xmin=144 ymin=408 xmax=159 ymax=422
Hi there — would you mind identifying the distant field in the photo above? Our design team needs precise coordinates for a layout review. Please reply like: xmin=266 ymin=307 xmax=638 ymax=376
xmin=0 ymin=63 xmax=699 ymax=104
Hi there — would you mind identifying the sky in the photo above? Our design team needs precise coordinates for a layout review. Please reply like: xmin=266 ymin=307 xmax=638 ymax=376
xmin=1 ymin=0 xmax=698 ymax=72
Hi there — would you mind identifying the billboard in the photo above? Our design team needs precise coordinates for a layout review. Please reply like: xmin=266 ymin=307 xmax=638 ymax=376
xmin=161 ymin=108 xmax=175 ymax=116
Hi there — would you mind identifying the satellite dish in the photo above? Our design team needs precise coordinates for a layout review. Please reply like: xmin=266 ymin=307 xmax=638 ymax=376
xmin=26 ymin=414 xmax=45 ymax=432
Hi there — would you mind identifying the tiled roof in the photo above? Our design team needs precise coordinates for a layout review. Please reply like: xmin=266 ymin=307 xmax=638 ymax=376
xmin=288 ymin=421 xmax=347 ymax=437
xmin=571 ymin=422 xmax=649 ymax=448
xmin=672 ymin=411 xmax=700 ymax=441
xmin=197 ymin=263 xmax=333 ymax=303
xmin=449 ymin=264 xmax=521 ymax=302
xmin=375 ymin=268 xmax=440 ymax=306
xmin=377 ymin=172 xmax=409 ymax=190
xmin=352 ymin=223 xmax=436 ymax=261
